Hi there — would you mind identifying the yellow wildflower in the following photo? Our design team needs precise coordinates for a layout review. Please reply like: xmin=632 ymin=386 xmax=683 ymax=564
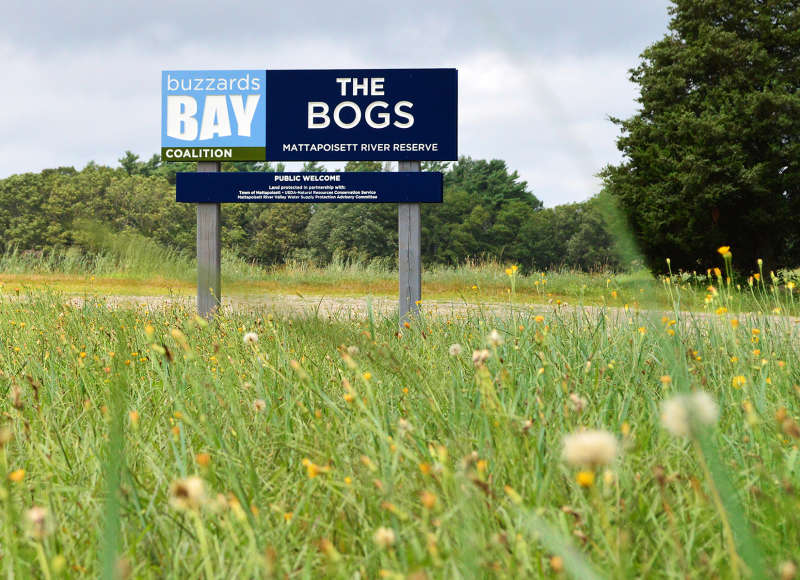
xmin=576 ymin=470 xmax=595 ymax=488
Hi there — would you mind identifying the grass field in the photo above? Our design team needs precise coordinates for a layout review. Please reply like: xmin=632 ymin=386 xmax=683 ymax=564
xmin=0 ymin=264 xmax=799 ymax=578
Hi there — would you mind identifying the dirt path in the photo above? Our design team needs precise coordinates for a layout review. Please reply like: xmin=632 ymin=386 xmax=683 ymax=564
xmin=53 ymin=293 xmax=800 ymax=329
xmin=68 ymin=293 xmax=537 ymax=319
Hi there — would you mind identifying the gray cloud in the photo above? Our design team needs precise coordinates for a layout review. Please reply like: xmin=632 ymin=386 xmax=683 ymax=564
xmin=6 ymin=0 xmax=670 ymax=56
xmin=0 ymin=0 xmax=673 ymax=206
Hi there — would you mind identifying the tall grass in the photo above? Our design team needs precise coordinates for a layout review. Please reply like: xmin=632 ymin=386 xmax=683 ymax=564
xmin=0 ymin=240 xmax=264 ymax=283
xmin=0 ymin=271 xmax=798 ymax=577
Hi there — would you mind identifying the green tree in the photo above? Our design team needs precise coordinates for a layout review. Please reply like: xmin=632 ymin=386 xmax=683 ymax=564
xmin=241 ymin=204 xmax=312 ymax=264
xmin=302 ymin=161 xmax=327 ymax=172
xmin=602 ymin=0 xmax=800 ymax=272
xmin=224 ymin=161 xmax=285 ymax=173
xmin=119 ymin=151 xmax=161 ymax=176
xmin=305 ymin=203 xmax=396 ymax=263
xmin=446 ymin=157 xmax=542 ymax=210
xmin=344 ymin=161 xmax=383 ymax=172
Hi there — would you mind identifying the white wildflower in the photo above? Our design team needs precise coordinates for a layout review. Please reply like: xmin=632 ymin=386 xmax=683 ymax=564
xmin=569 ymin=393 xmax=587 ymax=413
xmin=373 ymin=526 xmax=396 ymax=549
xmin=487 ymin=329 xmax=504 ymax=346
xmin=169 ymin=476 xmax=207 ymax=511
xmin=448 ymin=343 xmax=463 ymax=356
xmin=243 ymin=332 xmax=259 ymax=345
xmin=562 ymin=429 xmax=618 ymax=468
xmin=397 ymin=418 xmax=413 ymax=437
xmin=25 ymin=506 xmax=51 ymax=540
xmin=661 ymin=391 xmax=719 ymax=437
xmin=472 ymin=349 xmax=490 ymax=367
xmin=779 ymin=561 xmax=797 ymax=580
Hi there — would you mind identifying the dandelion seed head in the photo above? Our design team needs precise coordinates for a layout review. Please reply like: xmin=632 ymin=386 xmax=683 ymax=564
xmin=25 ymin=506 xmax=51 ymax=539
xmin=568 ymin=393 xmax=587 ymax=413
xmin=472 ymin=349 xmax=490 ymax=367
xmin=691 ymin=391 xmax=719 ymax=425
xmin=169 ymin=476 xmax=206 ymax=511
xmin=253 ymin=399 xmax=266 ymax=412
xmin=562 ymin=429 xmax=618 ymax=468
xmin=661 ymin=391 xmax=719 ymax=437
xmin=448 ymin=343 xmax=463 ymax=356
xmin=243 ymin=332 xmax=259 ymax=345
xmin=486 ymin=329 xmax=503 ymax=347
xmin=661 ymin=396 xmax=690 ymax=436
xmin=397 ymin=418 xmax=413 ymax=437
xmin=0 ymin=426 xmax=12 ymax=448
xmin=373 ymin=526 xmax=396 ymax=549
xmin=779 ymin=560 xmax=797 ymax=580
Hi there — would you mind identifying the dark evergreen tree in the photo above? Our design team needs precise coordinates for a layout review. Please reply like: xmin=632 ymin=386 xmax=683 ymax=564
xmin=344 ymin=161 xmax=383 ymax=172
xmin=603 ymin=0 xmax=800 ymax=272
xmin=446 ymin=157 xmax=542 ymax=210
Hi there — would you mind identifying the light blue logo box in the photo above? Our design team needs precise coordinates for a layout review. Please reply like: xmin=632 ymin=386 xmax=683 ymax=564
xmin=161 ymin=70 xmax=266 ymax=148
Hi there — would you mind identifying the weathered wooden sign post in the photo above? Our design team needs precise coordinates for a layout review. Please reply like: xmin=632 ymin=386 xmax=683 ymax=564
xmin=162 ymin=69 xmax=457 ymax=321
xmin=398 ymin=160 xmax=421 ymax=321
xmin=195 ymin=162 xmax=221 ymax=317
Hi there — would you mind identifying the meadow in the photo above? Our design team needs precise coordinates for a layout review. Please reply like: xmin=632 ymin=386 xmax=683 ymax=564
xmin=0 ymin=252 xmax=799 ymax=579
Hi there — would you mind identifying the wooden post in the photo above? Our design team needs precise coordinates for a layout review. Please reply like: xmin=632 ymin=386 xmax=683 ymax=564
xmin=196 ymin=161 xmax=221 ymax=318
xmin=398 ymin=160 xmax=421 ymax=323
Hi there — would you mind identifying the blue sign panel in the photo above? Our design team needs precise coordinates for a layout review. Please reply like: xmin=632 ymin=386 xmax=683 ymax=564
xmin=265 ymin=69 xmax=457 ymax=161
xmin=176 ymin=172 xmax=443 ymax=203
xmin=161 ymin=69 xmax=457 ymax=162
xmin=161 ymin=70 xmax=267 ymax=161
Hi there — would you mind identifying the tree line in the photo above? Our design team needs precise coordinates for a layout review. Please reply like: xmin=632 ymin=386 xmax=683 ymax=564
xmin=603 ymin=0 xmax=799 ymax=272
xmin=0 ymin=155 xmax=628 ymax=271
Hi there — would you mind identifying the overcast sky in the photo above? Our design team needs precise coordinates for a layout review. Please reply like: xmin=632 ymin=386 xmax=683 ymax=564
xmin=0 ymin=0 xmax=672 ymax=207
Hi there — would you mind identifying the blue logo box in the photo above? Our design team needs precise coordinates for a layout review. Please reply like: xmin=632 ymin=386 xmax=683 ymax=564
xmin=161 ymin=70 xmax=266 ymax=156
xmin=176 ymin=172 xmax=443 ymax=203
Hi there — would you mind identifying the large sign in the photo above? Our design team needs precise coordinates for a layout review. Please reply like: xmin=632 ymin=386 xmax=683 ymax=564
xmin=162 ymin=69 xmax=457 ymax=162
xmin=176 ymin=172 xmax=442 ymax=203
